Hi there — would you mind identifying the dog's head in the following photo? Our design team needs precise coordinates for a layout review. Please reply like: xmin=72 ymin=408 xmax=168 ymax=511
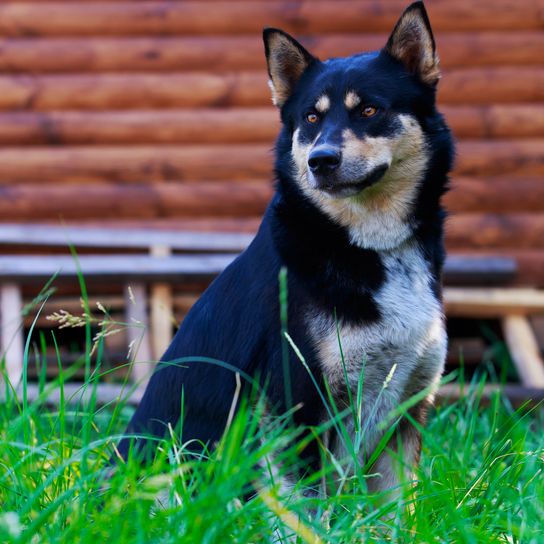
xmin=264 ymin=1 xmax=453 ymax=249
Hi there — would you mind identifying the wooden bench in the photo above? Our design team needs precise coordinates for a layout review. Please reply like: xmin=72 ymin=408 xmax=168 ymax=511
xmin=0 ymin=224 xmax=249 ymax=387
xmin=2 ymin=224 xmax=544 ymax=403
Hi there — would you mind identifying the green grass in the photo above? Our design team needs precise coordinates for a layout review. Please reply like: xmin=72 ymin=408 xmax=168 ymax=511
xmin=0 ymin=284 xmax=543 ymax=543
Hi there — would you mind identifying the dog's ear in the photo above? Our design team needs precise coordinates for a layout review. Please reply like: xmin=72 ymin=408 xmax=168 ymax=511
xmin=384 ymin=1 xmax=440 ymax=86
xmin=263 ymin=28 xmax=317 ymax=107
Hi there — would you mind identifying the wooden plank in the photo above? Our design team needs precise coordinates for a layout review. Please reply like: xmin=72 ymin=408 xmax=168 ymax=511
xmin=0 ymin=140 xmax=540 ymax=183
xmin=0 ymin=182 xmax=271 ymax=220
xmin=447 ymin=214 xmax=544 ymax=250
xmin=0 ymin=68 xmax=542 ymax=111
xmin=502 ymin=315 xmax=544 ymax=388
xmin=124 ymin=282 xmax=153 ymax=386
xmin=0 ymin=254 xmax=238 ymax=283
xmin=5 ymin=180 xmax=544 ymax=224
xmin=0 ymin=282 xmax=24 ymax=385
xmin=0 ymin=224 xmax=253 ymax=251
xmin=0 ymin=72 xmax=266 ymax=111
xmin=442 ymin=256 xmax=517 ymax=285
xmin=0 ymin=105 xmax=542 ymax=145
xmin=442 ymin=105 xmax=544 ymax=140
xmin=0 ymin=109 xmax=279 ymax=145
xmin=454 ymin=249 xmax=544 ymax=288
xmin=0 ymin=1 xmax=540 ymax=37
xmin=445 ymin=178 xmax=544 ymax=214
xmin=149 ymin=245 xmax=173 ymax=360
xmin=445 ymin=288 xmax=544 ymax=317
xmin=454 ymin=140 xmax=544 ymax=177
xmin=3 ymin=178 xmax=544 ymax=222
xmin=8 ymin=382 xmax=544 ymax=408
xmin=0 ymin=144 xmax=271 ymax=183
xmin=437 ymin=383 xmax=544 ymax=407
xmin=0 ymin=253 xmax=517 ymax=286
xmin=0 ymin=32 xmax=541 ymax=73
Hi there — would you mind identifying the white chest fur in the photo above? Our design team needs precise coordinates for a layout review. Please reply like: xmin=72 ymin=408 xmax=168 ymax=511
xmin=309 ymin=241 xmax=447 ymax=432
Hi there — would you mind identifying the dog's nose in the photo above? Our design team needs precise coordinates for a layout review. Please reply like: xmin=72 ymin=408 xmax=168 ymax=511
xmin=308 ymin=148 xmax=341 ymax=175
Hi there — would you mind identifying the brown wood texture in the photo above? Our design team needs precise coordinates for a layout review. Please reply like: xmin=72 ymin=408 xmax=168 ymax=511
xmin=0 ymin=105 xmax=542 ymax=145
xmin=0 ymin=182 xmax=272 ymax=219
xmin=447 ymin=214 xmax=544 ymax=250
xmin=2 ymin=178 xmax=544 ymax=220
xmin=0 ymin=32 xmax=541 ymax=73
xmin=0 ymin=68 xmax=542 ymax=111
xmin=0 ymin=140 xmax=540 ymax=183
xmin=0 ymin=0 xmax=541 ymax=286
xmin=0 ymin=1 xmax=541 ymax=37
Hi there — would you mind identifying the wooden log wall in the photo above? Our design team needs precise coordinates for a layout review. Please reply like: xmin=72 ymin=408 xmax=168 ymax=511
xmin=0 ymin=0 xmax=542 ymax=284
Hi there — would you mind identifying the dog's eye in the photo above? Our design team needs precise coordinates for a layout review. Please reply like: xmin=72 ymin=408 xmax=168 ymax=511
xmin=306 ymin=112 xmax=319 ymax=124
xmin=361 ymin=105 xmax=378 ymax=118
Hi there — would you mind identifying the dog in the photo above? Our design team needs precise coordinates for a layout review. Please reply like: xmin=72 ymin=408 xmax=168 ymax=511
xmin=115 ymin=1 xmax=454 ymax=495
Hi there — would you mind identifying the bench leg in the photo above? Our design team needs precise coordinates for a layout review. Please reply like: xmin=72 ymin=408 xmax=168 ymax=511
xmin=502 ymin=315 xmax=544 ymax=388
xmin=150 ymin=244 xmax=174 ymax=360
xmin=124 ymin=283 xmax=153 ymax=388
xmin=151 ymin=283 xmax=173 ymax=360
xmin=0 ymin=283 xmax=24 ymax=386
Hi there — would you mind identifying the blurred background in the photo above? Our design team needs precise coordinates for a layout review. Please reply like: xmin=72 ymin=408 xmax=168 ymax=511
xmin=0 ymin=0 xmax=542 ymax=401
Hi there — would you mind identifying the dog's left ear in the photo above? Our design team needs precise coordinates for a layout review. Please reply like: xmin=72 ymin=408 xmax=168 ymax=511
xmin=384 ymin=1 xmax=440 ymax=86
xmin=263 ymin=28 xmax=317 ymax=107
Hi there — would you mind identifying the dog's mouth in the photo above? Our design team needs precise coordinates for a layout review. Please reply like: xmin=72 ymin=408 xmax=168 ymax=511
xmin=316 ymin=164 xmax=389 ymax=198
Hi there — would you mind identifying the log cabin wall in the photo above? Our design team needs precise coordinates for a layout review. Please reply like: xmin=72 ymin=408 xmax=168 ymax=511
xmin=0 ymin=0 xmax=542 ymax=284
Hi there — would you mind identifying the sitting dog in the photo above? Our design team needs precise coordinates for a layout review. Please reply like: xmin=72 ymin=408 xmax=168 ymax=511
xmin=116 ymin=1 xmax=454 ymax=494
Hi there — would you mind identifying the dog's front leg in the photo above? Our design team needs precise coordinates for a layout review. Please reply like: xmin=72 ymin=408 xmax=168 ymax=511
xmin=365 ymin=398 xmax=432 ymax=500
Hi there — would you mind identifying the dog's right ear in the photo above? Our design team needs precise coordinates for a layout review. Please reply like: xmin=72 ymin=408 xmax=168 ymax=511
xmin=263 ymin=28 xmax=317 ymax=108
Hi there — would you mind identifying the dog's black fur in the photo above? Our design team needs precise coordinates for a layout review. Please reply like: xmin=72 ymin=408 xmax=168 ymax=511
xmin=116 ymin=2 xmax=454 ymax=479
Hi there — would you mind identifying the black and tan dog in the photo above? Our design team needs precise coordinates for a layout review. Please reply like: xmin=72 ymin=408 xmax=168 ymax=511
xmin=116 ymin=1 xmax=454 ymax=494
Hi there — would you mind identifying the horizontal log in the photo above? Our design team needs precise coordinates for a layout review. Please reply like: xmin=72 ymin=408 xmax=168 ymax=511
xmin=0 ymin=140 xmax=540 ymax=183
xmin=442 ymin=105 xmax=544 ymax=140
xmin=0 ymin=182 xmax=272 ymax=220
xmin=0 ymin=145 xmax=272 ymax=183
xmin=439 ymin=67 xmax=544 ymax=105
xmin=0 ymin=32 xmax=541 ymax=73
xmin=10 ymin=382 xmax=544 ymax=408
xmin=0 ymin=254 xmax=238 ymax=283
xmin=0 ymin=104 xmax=541 ymax=145
xmin=0 ymin=224 xmax=254 ymax=252
xmin=0 ymin=109 xmax=280 ymax=145
xmin=0 ymin=72 xmax=267 ymax=110
xmin=454 ymin=140 xmax=544 ymax=177
xmin=448 ymin=249 xmax=544 ymax=288
xmin=0 ymin=1 xmax=540 ymax=37
xmin=442 ymin=255 xmax=517 ymax=285
xmin=436 ymin=384 xmax=544 ymax=407
xmin=444 ymin=288 xmax=544 ymax=317
xmin=0 ymin=177 xmax=542 ymax=223
xmin=446 ymin=214 xmax=544 ymax=250
xmin=0 ymin=68 xmax=542 ymax=111
xmin=445 ymin=177 xmax=544 ymax=213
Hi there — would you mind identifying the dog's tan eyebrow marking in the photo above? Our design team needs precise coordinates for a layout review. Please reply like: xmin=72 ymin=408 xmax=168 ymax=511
xmin=344 ymin=91 xmax=361 ymax=110
xmin=314 ymin=94 xmax=331 ymax=113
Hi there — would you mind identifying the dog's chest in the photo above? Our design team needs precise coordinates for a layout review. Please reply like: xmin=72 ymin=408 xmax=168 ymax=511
xmin=308 ymin=242 xmax=445 ymax=400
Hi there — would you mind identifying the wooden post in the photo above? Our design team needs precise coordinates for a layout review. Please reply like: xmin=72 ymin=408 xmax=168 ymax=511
xmin=0 ymin=283 xmax=24 ymax=386
xmin=502 ymin=315 xmax=544 ymax=388
xmin=124 ymin=282 xmax=153 ymax=388
xmin=150 ymin=245 xmax=174 ymax=360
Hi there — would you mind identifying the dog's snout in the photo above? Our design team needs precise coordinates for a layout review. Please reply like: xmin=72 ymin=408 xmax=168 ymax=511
xmin=308 ymin=148 xmax=341 ymax=175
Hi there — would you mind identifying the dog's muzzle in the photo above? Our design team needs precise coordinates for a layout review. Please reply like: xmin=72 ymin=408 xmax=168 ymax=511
xmin=310 ymin=162 xmax=389 ymax=198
